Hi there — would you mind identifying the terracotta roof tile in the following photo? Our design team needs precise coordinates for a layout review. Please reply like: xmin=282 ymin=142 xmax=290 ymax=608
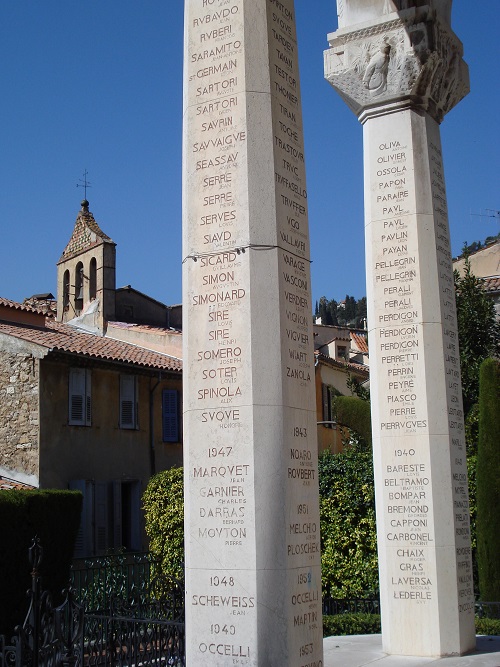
xmin=351 ymin=332 xmax=369 ymax=354
xmin=315 ymin=350 xmax=369 ymax=378
xmin=482 ymin=276 xmax=500 ymax=293
xmin=58 ymin=204 xmax=114 ymax=263
xmin=0 ymin=318 xmax=182 ymax=372
xmin=0 ymin=297 xmax=47 ymax=316
xmin=0 ymin=476 xmax=37 ymax=490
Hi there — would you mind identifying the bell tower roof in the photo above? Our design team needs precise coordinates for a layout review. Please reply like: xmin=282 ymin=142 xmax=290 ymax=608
xmin=57 ymin=200 xmax=115 ymax=265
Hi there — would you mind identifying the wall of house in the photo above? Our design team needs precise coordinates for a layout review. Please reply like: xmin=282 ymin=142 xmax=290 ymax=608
xmin=38 ymin=358 xmax=182 ymax=553
xmin=38 ymin=359 xmax=182 ymax=489
xmin=0 ymin=341 xmax=40 ymax=480
xmin=315 ymin=361 xmax=368 ymax=455
xmin=115 ymin=289 xmax=169 ymax=327
xmin=453 ymin=242 xmax=499 ymax=278
xmin=106 ymin=323 xmax=183 ymax=358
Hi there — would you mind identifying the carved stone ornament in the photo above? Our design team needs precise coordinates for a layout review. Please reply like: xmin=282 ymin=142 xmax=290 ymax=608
xmin=324 ymin=5 xmax=469 ymax=123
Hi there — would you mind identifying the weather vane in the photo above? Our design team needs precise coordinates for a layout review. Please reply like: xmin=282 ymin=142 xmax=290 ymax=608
xmin=76 ymin=170 xmax=92 ymax=199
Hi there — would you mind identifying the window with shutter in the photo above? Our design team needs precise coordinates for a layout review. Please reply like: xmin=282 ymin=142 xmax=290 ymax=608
xmin=69 ymin=368 xmax=91 ymax=426
xmin=120 ymin=375 xmax=137 ymax=429
xmin=162 ymin=389 xmax=179 ymax=442
xmin=322 ymin=383 xmax=334 ymax=428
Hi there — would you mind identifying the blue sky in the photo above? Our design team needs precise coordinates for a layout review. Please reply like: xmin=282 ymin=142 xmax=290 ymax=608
xmin=1 ymin=2 xmax=498 ymax=308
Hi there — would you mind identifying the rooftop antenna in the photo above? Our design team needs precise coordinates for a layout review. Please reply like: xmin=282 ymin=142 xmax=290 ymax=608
xmin=76 ymin=169 xmax=92 ymax=200
xmin=469 ymin=208 xmax=500 ymax=224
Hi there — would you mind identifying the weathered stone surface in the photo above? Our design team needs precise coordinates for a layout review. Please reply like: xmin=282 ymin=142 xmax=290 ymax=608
xmin=0 ymin=349 xmax=39 ymax=476
xmin=325 ymin=2 xmax=469 ymax=123
xmin=182 ymin=0 xmax=322 ymax=664
xmin=324 ymin=0 xmax=475 ymax=658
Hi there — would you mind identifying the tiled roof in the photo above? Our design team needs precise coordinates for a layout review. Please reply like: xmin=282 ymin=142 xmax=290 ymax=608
xmin=0 ymin=297 xmax=47 ymax=316
xmin=315 ymin=350 xmax=369 ymax=378
xmin=0 ymin=476 xmax=36 ymax=490
xmin=109 ymin=321 xmax=182 ymax=334
xmin=351 ymin=332 xmax=369 ymax=354
xmin=58 ymin=202 xmax=114 ymax=262
xmin=482 ymin=276 xmax=500 ymax=294
xmin=0 ymin=318 xmax=182 ymax=372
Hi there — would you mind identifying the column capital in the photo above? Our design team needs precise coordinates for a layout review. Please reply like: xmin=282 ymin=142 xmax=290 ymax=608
xmin=324 ymin=4 xmax=469 ymax=123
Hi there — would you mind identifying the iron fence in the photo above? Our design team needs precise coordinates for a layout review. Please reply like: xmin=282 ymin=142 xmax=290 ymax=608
xmin=475 ymin=601 xmax=500 ymax=619
xmin=83 ymin=614 xmax=184 ymax=667
xmin=322 ymin=596 xmax=380 ymax=616
xmin=0 ymin=540 xmax=185 ymax=667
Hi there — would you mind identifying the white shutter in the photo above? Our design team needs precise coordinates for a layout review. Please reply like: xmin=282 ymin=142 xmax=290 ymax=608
xmin=69 ymin=369 xmax=85 ymax=425
xmin=69 ymin=368 xmax=91 ymax=426
xmin=85 ymin=369 xmax=92 ymax=426
xmin=94 ymin=482 xmax=109 ymax=555
xmin=70 ymin=479 xmax=94 ymax=557
xmin=120 ymin=375 xmax=136 ymax=428
xmin=129 ymin=481 xmax=142 ymax=551
xmin=322 ymin=384 xmax=329 ymax=422
xmin=113 ymin=480 xmax=122 ymax=550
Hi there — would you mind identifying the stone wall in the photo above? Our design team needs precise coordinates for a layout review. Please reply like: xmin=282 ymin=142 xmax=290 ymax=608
xmin=0 ymin=348 xmax=39 ymax=478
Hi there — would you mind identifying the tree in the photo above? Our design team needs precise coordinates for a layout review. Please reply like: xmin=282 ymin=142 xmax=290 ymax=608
xmin=355 ymin=296 xmax=367 ymax=328
xmin=476 ymin=358 xmax=500 ymax=601
xmin=454 ymin=252 xmax=499 ymax=415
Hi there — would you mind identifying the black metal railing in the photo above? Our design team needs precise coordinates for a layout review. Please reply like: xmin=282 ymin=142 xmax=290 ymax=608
xmin=71 ymin=553 xmax=155 ymax=614
xmin=83 ymin=614 xmax=185 ymax=667
xmin=0 ymin=540 xmax=185 ymax=667
xmin=475 ymin=600 xmax=500 ymax=619
xmin=322 ymin=596 xmax=380 ymax=616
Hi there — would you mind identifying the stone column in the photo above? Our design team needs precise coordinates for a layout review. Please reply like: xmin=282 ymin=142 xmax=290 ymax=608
xmin=324 ymin=1 xmax=475 ymax=657
xmin=182 ymin=1 xmax=323 ymax=665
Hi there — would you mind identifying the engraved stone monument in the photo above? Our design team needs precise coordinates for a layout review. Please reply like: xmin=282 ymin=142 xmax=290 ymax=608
xmin=182 ymin=0 xmax=323 ymax=664
xmin=324 ymin=0 xmax=475 ymax=657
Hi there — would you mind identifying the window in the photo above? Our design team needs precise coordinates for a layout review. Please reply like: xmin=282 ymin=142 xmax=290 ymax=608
xmin=75 ymin=262 xmax=84 ymax=312
xmin=69 ymin=368 xmax=91 ymax=426
xmin=337 ymin=345 xmax=347 ymax=361
xmin=70 ymin=479 xmax=142 ymax=557
xmin=63 ymin=270 xmax=70 ymax=311
xmin=162 ymin=389 xmax=179 ymax=442
xmin=120 ymin=375 xmax=138 ymax=429
xmin=322 ymin=384 xmax=335 ymax=428
xmin=89 ymin=257 xmax=97 ymax=300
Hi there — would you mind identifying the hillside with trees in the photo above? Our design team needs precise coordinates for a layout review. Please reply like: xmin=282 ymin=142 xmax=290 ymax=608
xmin=315 ymin=295 xmax=367 ymax=328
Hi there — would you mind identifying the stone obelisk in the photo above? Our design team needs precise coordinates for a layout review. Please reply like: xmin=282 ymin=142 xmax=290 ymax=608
xmin=182 ymin=1 xmax=322 ymax=664
xmin=324 ymin=0 xmax=475 ymax=657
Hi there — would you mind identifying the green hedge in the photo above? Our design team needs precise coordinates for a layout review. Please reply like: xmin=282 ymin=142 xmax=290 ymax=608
xmin=333 ymin=396 xmax=372 ymax=446
xmin=322 ymin=614 xmax=500 ymax=637
xmin=0 ymin=489 xmax=82 ymax=636
xmin=475 ymin=617 xmax=500 ymax=636
xmin=323 ymin=613 xmax=381 ymax=637
xmin=476 ymin=358 xmax=500 ymax=601
xmin=142 ymin=467 xmax=184 ymax=581
xmin=319 ymin=449 xmax=378 ymax=598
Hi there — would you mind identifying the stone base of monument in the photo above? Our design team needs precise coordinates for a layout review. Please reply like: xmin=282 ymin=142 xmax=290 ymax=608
xmin=322 ymin=635 xmax=500 ymax=667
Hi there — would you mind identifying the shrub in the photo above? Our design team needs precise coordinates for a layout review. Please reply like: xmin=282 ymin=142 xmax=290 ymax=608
xmin=322 ymin=613 xmax=500 ymax=637
xmin=0 ymin=489 xmax=82 ymax=636
xmin=142 ymin=467 xmax=184 ymax=581
xmin=319 ymin=449 xmax=378 ymax=598
xmin=476 ymin=358 xmax=500 ymax=601
xmin=333 ymin=396 xmax=372 ymax=447
xmin=475 ymin=617 xmax=500 ymax=636
xmin=323 ymin=613 xmax=381 ymax=637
